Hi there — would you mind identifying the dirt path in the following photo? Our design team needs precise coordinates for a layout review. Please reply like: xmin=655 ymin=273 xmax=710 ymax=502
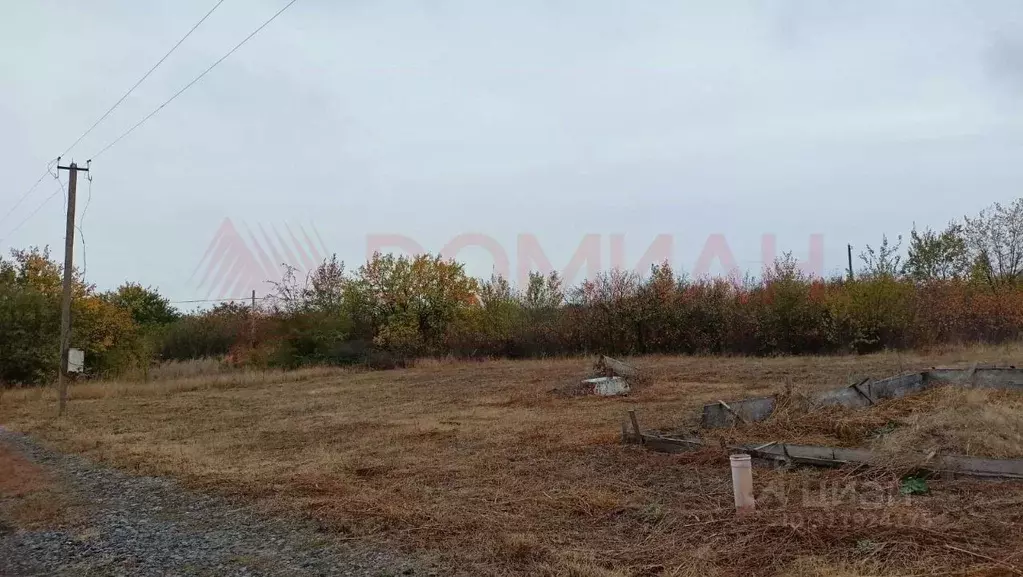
xmin=0 ymin=428 xmax=428 ymax=577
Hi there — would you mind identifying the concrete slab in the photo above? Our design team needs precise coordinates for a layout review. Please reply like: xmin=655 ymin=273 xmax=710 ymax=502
xmin=701 ymin=367 xmax=1023 ymax=429
xmin=939 ymin=454 xmax=1023 ymax=478
xmin=701 ymin=396 xmax=777 ymax=428
xmin=867 ymin=372 xmax=927 ymax=400
xmin=926 ymin=367 xmax=1023 ymax=390
xmin=595 ymin=356 xmax=639 ymax=379
xmin=815 ymin=387 xmax=871 ymax=409
xmin=582 ymin=376 xmax=630 ymax=396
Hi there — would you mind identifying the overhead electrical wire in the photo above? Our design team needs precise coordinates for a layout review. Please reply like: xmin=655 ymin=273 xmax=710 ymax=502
xmin=0 ymin=161 xmax=57 ymax=230
xmin=88 ymin=0 xmax=300 ymax=161
xmin=0 ymin=163 xmax=64 ymax=246
xmin=2 ymin=0 xmax=226 ymax=240
xmin=50 ymin=162 xmax=66 ymax=205
xmin=4 ymin=0 xmax=300 ymax=266
xmin=0 ymin=185 xmax=63 ymax=247
xmin=76 ymin=164 xmax=93 ymax=276
xmin=169 ymin=296 xmax=267 ymax=304
xmin=59 ymin=0 xmax=228 ymax=160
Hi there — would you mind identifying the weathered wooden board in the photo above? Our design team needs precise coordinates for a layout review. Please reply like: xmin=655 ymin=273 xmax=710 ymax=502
xmin=641 ymin=435 xmax=705 ymax=453
xmin=632 ymin=432 xmax=1023 ymax=479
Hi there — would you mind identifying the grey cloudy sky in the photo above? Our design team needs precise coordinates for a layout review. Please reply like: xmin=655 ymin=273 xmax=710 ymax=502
xmin=3 ymin=1 xmax=1023 ymax=301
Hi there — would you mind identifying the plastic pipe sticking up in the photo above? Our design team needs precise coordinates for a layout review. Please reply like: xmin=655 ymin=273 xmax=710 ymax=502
xmin=730 ymin=453 xmax=755 ymax=515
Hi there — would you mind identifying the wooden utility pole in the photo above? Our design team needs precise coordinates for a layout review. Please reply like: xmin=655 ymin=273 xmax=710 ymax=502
xmin=847 ymin=244 xmax=854 ymax=281
xmin=56 ymin=161 xmax=87 ymax=417
xmin=250 ymin=289 xmax=257 ymax=348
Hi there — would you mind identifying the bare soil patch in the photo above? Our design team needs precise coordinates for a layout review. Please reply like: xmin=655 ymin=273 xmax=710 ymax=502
xmin=0 ymin=439 xmax=71 ymax=531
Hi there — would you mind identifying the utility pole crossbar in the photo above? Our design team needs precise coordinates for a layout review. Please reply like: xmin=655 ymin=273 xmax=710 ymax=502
xmin=56 ymin=162 xmax=88 ymax=417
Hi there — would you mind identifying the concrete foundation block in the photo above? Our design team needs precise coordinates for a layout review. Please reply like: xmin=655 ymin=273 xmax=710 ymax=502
xmin=582 ymin=376 xmax=630 ymax=396
xmin=595 ymin=356 xmax=639 ymax=379
xmin=701 ymin=396 xmax=777 ymax=428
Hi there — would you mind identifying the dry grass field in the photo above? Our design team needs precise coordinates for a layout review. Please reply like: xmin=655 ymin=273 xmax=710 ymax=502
xmin=708 ymin=384 xmax=1023 ymax=460
xmin=0 ymin=443 xmax=73 ymax=532
xmin=3 ymin=346 xmax=1023 ymax=576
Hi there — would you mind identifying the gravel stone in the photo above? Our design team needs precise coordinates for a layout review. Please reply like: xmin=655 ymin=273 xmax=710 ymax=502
xmin=0 ymin=429 xmax=429 ymax=577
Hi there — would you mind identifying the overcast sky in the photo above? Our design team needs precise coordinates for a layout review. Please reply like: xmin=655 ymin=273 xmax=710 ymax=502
xmin=3 ymin=1 xmax=1023 ymax=301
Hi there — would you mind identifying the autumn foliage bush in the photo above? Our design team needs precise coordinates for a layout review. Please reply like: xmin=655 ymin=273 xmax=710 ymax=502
xmin=0 ymin=248 xmax=149 ymax=384
xmin=244 ymin=252 xmax=1023 ymax=367
xmin=8 ymin=199 xmax=1023 ymax=384
xmin=10 ymin=247 xmax=1023 ymax=387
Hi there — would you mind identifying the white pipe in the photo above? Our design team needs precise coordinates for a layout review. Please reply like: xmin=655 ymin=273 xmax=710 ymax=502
xmin=730 ymin=453 xmax=755 ymax=515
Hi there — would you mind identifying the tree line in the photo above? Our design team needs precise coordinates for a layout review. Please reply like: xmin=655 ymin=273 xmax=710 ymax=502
xmin=4 ymin=198 xmax=1023 ymax=385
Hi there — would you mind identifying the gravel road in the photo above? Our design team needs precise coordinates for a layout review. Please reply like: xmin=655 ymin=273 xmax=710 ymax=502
xmin=0 ymin=429 xmax=429 ymax=577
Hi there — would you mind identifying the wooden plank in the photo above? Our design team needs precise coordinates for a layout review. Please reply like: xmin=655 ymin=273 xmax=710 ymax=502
xmin=633 ymin=435 xmax=1023 ymax=480
xmin=628 ymin=410 xmax=642 ymax=443
xmin=641 ymin=435 xmax=704 ymax=454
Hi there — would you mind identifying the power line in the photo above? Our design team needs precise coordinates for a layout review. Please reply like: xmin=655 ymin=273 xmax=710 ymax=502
xmin=89 ymin=0 xmax=300 ymax=161
xmin=76 ymin=163 xmax=93 ymax=277
xmin=0 ymin=185 xmax=62 ymax=248
xmin=59 ymin=0 xmax=227 ymax=159
xmin=81 ymin=166 xmax=93 ymax=228
xmin=169 ymin=296 xmax=267 ymax=304
xmin=3 ymin=1 xmax=225 ymax=239
xmin=50 ymin=162 xmax=66 ymax=206
xmin=0 ymin=161 xmax=57 ymax=230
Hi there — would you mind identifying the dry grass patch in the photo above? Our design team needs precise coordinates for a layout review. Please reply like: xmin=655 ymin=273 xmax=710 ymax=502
xmin=3 ymin=344 xmax=1023 ymax=575
xmin=706 ymin=384 xmax=1023 ymax=459
xmin=0 ymin=443 xmax=73 ymax=531
xmin=875 ymin=386 xmax=1023 ymax=458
